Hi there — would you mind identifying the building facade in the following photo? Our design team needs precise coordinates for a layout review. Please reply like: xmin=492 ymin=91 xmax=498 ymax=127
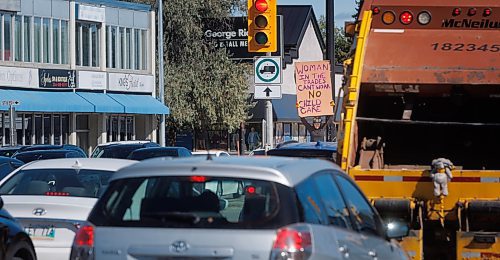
xmin=0 ymin=0 xmax=168 ymax=154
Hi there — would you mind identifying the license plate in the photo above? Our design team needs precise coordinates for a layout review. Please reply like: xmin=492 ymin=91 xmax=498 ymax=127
xmin=24 ymin=224 xmax=56 ymax=240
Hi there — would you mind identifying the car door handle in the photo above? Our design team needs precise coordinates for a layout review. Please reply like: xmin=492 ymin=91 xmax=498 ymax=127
xmin=339 ymin=245 xmax=349 ymax=258
xmin=368 ymin=250 xmax=377 ymax=258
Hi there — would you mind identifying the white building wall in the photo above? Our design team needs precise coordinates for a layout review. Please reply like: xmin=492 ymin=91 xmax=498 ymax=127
xmin=282 ymin=21 xmax=324 ymax=95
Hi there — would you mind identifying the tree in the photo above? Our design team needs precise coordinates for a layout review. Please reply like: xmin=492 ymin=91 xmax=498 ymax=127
xmin=318 ymin=15 xmax=353 ymax=63
xmin=126 ymin=0 xmax=251 ymax=142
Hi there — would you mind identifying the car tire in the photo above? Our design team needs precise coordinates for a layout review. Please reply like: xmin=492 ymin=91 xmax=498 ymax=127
xmin=6 ymin=240 xmax=36 ymax=260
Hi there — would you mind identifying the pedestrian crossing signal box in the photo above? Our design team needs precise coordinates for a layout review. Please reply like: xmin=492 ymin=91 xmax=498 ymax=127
xmin=247 ymin=0 xmax=277 ymax=53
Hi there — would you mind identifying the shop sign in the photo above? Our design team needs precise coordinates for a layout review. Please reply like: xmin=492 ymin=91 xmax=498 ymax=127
xmin=108 ymin=73 xmax=154 ymax=93
xmin=77 ymin=4 xmax=105 ymax=23
xmin=77 ymin=71 xmax=107 ymax=90
xmin=39 ymin=69 xmax=76 ymax=88
xmin=203 ymin=17 xmax=282 ymax=60
xmin=0 ymin=66 xmax=38 ymax=88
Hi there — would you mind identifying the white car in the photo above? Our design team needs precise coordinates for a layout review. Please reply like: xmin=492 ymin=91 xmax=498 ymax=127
xmin=0 ymin=158 xmax=137 ymax=260
xmin=191 ymin=150 xmax=230 ymax=157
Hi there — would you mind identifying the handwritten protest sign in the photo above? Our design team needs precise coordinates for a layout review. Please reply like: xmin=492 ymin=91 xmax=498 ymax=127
xmin=295 ymin=61 xmax=334 ymax=117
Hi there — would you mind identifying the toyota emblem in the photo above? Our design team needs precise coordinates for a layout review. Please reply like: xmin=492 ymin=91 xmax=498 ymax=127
xmin=170 ymin=240 xmax=189 ymax=253
xmin=32 ymin=208 xmax=47 ymax=216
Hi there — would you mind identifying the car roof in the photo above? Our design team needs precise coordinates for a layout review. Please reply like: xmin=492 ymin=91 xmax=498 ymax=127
xmin=97 ymin=140 xmax=154 ymax=147
xmin=20 ymin=158 xmax=137 ymax=171
xmin=15 ymin=149 xmax=77 ymax=155
xmin=0 ymin=156 xmax=23 ymax=163
xmin=273 ymin=141 xmax=337 ymax=151
xmin=111 ymin=156 xmax=341 ymax=187
xmin=133 ymin=146 xmax=188 ymax=152
xmin=191 ymin=150 xmax=228 ymax=155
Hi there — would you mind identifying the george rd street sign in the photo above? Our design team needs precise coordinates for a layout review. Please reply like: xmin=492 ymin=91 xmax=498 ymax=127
xmin=254 ymin=85 xmax=282 ymax=99
xmin=254 ymin=56 xmax=282 ymax=84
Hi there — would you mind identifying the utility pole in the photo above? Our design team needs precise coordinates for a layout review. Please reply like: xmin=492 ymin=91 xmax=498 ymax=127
xmin=9 ymin=105 xmax=15 ymax=146
xmin=265 ymin=52 xmax=274 ymax=150
xmin=326 ymin=0 xmax=335 ymax=141
xmin=157 ymin=0 xmax=166 ymax=146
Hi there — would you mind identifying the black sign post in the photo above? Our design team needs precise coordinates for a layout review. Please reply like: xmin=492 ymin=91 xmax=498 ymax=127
xmin=39 ymin=69 xmax=76 ymax=88
xmin=204 ymin=17 xmax=282 ymax=61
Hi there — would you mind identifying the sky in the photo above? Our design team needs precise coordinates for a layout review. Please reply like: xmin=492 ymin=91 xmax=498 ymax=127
xmin=279 ymin=0 xmax=358 ymax=27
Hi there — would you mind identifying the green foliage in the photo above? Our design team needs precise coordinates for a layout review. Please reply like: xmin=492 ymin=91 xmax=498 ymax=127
xmin=317 ymin=15 xmax=353 ymax=63
xmin=125 ymin=0 xmax=250 ymax=133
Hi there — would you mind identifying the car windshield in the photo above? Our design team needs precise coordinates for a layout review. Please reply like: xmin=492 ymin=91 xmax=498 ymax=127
xmin=0 ymin=169 xmax=113 ymax=198
xmin=89 ymin=176 xmax=298 ymax=229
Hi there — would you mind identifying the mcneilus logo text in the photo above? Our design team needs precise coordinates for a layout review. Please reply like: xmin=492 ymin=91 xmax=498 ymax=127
xmin=441 ymin=19 xmax=499 ymax=29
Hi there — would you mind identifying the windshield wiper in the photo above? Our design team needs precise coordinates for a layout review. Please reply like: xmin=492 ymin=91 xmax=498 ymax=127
xmin=142 ymin=211 xmax=201 ymax=224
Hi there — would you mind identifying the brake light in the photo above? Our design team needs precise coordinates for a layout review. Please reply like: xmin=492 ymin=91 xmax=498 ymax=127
xmin=246 ymin=186 xmax=256 ymax=194
xmin=190 ymin=176 xmax=207 ymax=182
xmin=45 ymin=191 xmax=70 ymax=196
xmin=75 ymin=226 xmax=94 ymax=246
xmin=483 ymin=8 xmax=492 ymax=17
xmin=400 ymin=11 xmax=413 ymax=25
xmin=273 ymin=228 xmax=311 ymax=251
xmin=452 ymin=8 xmax=461 ymax=16
xmin=372 ymin=7 xmax=380 ymax=15
xmin=70 ymin=224 xmax=95 ymax=260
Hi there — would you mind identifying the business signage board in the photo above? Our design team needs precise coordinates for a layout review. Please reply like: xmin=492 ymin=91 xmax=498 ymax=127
xmin=77 ymin=71 xmax=107 ymax=90
xmin=39 ymin=69 xmax=76 ymax=88
xmin=77 ymin=4 xmax=105 ymax=23
xmin=295 ymin=61 xmax=334 ymax=117
xmin=108 ymin=73 xmax=154 ymax=93
xmin=203 ymin=17 xmax=282 ymax=60
xmin=0 ymin=0 xmax=21 ymax=12
xmin=0 ymin=66 xmax=38 ymax=88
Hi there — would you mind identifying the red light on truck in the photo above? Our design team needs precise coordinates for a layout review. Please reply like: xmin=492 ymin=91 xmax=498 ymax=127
xmin=483 ymin=8 xmax=492 ymax=17
xmin=468 ymin=8 xmax=477 ymax=16
xmin=452 ymin=8 xmax=461 ymax=16
xmin=372 ymin=7 xmax=381 ymax=15
xmin=400 ymin=11 xmax=413 ymax=25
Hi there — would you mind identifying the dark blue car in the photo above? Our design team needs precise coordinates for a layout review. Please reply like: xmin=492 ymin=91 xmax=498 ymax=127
xmin=0 ymin=146 xmax=27 ymax=157
xmin=13 ymin=149 xmax=86 ymax=164
xmin=267 ymin=141 xmax=338 ymax=162
xmin=13 ymin=144 xmax=87 ymax=157
xmin=0 ymin=157 xmax=24 ymax=181
xmin=127 ymin=147 xmax=192 ymax=161
xmin=0 ymin=197 xmax=36 ymax=260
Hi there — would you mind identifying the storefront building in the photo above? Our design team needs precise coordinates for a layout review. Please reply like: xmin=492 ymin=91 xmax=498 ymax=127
xmin=0 ymin=0 xmax=168 ymax=154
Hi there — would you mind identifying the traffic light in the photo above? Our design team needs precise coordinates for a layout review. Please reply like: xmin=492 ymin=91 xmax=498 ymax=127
xmin=248 ymin=0 xmax=277 ymax=53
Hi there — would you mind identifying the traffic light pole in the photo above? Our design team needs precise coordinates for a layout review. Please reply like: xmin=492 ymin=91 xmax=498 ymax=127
xmin=326 ymin=0 xmax=335 ymax=141
xmin=265 ymin=52 xmax=273 ymax=150
xmin=157 ymin=0 xmax=166 ymax=146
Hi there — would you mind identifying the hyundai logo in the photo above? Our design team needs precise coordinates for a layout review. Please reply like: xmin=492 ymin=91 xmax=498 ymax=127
xmin=170 ymin=240 xmax=189 ymax=253
xmin=32 ymin=208 xmax=47 ymax=216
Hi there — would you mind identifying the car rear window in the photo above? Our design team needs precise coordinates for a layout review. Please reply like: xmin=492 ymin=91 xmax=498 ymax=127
xmin=95 ymin=145 xmax=143 ymax=159
xmin=89 ymin=176 xmax=299 ymax=229
xmin=0 ymin=169 xmax=113 ymax=198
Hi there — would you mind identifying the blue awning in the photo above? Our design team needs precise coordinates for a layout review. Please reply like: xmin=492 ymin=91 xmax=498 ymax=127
xmin=76 ymin=92 xmax=124 ymax=113
xmin=0 ymin=89 xmax=94 ymax=112
xmin=107 ymin=93 xmax=169 ymax=114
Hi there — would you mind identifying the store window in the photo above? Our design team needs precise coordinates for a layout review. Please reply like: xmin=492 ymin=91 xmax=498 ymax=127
xmin=106 ymin=25 xmax=148 ymax=71
xmin=76 ymin=22 xmax=100 ymax=67
xmin=1 ymin=113 xmax=70 ymax=146
xmin=0 ymin=14 xmax=67 ymax=64
xmin=106 ymin=115 xmax=135 ymax=142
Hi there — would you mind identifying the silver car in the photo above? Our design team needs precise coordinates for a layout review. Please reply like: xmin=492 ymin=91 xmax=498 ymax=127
xmin=71 ymin=157 xmax=408 ymax=260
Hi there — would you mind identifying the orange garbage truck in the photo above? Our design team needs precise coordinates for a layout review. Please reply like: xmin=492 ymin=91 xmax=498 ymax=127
xmin=337 ymin=0 xmax=499 ymax=259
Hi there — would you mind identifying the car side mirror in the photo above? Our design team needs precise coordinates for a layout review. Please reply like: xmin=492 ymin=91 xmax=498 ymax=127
xmin=385 ymin=220 xmax=410 ymax=240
